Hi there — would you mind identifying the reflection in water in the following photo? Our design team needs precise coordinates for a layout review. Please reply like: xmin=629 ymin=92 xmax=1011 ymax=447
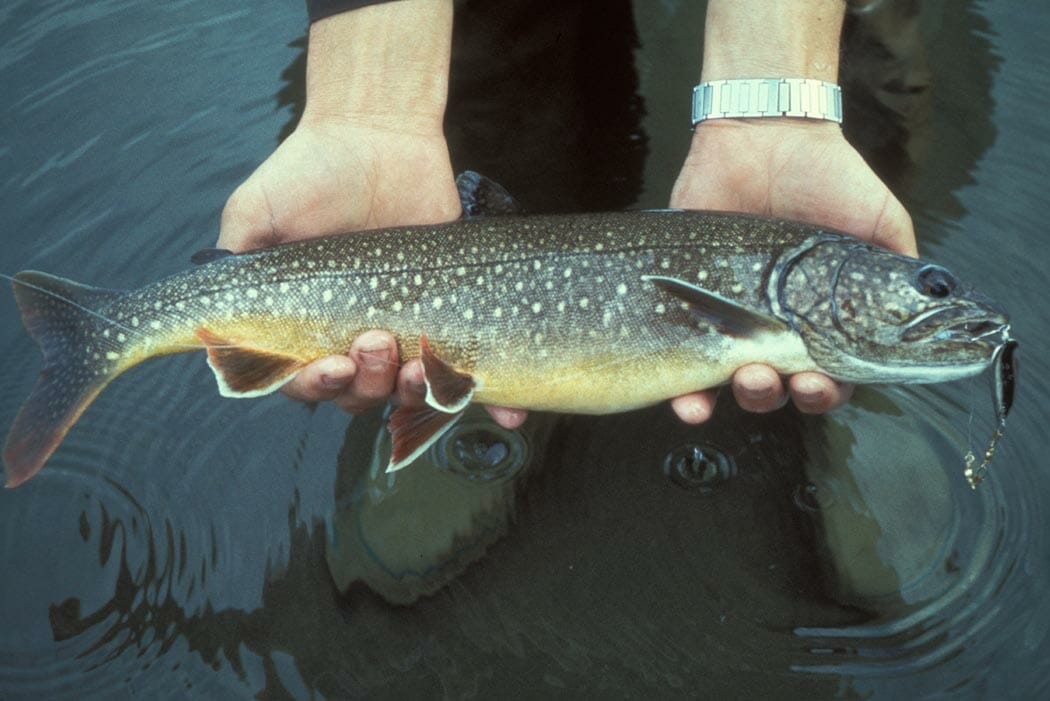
xmin=326 ymin=406 xmax=554 ymax=605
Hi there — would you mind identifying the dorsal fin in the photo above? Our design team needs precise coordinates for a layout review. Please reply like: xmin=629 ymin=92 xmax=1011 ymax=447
xmin=642 ymin=275 xmax=787 ymax=337
xmin=455 ymin=171 xmax=523 ymax=217
xmin=190 ymin=248 xmax=235 ymax=265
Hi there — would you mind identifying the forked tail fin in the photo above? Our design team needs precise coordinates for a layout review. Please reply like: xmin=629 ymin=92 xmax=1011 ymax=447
xmin=4 ymin=271 xmax=128 ymax=488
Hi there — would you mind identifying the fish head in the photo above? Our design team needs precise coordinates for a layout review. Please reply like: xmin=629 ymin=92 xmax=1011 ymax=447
xmin=777 ymin=238 xmax=1010 ymax=383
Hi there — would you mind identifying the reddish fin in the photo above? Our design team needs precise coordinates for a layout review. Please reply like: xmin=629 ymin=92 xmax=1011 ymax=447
xmin=196 ymin=329 xmax=307 ymax=398
xmin=4 ymin=271 xmax=127 ymax=488
xmin=386 ymin=404 xmax=465 ymax=472
xmin=419 ymin=334 xmax=475 ymax=413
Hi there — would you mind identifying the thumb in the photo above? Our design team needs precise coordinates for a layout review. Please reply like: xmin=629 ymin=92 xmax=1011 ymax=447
xmin=871 ymin=192 xmax=918 ymax=258
xmin=218 ymin=180 xmax=276 ymax=252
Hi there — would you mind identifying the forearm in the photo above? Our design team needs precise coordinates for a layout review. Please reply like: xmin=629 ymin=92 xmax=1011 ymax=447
xmin=302 ymin=0 xmax=453 ymax=133
xmin=701 ymin=0 xmax=845 ymax=82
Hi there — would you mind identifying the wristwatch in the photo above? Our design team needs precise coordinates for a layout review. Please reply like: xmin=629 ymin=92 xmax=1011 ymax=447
xmin=691 ymin=78 xmax=843 ymax=126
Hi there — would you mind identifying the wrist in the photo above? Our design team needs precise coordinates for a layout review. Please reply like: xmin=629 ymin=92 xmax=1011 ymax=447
xmin=700 ymin=0 xmax=844 ymax=83
xmin=302 ymin=0 xmax=453 ymax=134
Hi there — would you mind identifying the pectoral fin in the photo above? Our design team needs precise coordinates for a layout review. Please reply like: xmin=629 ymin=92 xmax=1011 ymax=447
xmin=196 ymin=328 xmax=307 ymax=397
xmin=386 ymin=404 xmax=465 ymax=472
xmin=642 ymin=275 xmax=787 ymax=337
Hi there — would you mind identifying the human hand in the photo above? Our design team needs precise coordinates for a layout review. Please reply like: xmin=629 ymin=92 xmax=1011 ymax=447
xmin=219 ymin=117 xmax=468 ymax=416
xmin=667 ymin=118 xmax=916 ymax=423
xmin=215 ymin=2 xmax=492 ymax=424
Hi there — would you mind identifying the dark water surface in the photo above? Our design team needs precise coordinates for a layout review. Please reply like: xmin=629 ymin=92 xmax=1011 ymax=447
xmin=2 ymin=1 xmax=1049 ymax=699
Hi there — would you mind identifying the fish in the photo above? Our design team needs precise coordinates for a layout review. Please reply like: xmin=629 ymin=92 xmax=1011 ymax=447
xmin=2 ymin=175 xmax=1012 ymax=488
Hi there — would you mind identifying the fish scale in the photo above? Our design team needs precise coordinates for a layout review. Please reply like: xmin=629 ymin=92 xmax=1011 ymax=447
xmin=2 ymin=209 xmax=1010 ymax=487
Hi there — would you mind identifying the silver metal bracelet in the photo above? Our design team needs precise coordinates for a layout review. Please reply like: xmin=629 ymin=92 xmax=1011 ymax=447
xmin=691 ymin=78 xmax=843 ymax=127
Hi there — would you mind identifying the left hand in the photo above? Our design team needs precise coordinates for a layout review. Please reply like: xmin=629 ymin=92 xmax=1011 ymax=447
xmin=667 ymin=118 xmax=917 ymax=423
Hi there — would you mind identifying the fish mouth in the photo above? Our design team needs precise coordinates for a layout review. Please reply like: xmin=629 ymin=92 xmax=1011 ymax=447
xmin=901 ymin=307 xmax=1010 ymax=344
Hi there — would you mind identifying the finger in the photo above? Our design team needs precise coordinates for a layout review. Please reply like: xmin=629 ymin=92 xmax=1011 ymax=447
xmin=281 ymin=355 xmax=357 ymax=402
xmin=788 ymin=373 xmax=854 ymax=415
xmin=484 ymin=405 xmax=528 ymax=430
xmin=394 ymin=359 xmax=427 ymax=406
xmin=732 ymin=364 xmax=789 ymax=413
xmin=671 ymin=390 xmax=717 ymax=424
xmin=332 ymin=331 xmax=400 ymax=414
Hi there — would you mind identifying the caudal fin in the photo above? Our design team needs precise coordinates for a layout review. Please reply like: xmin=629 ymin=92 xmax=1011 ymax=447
xmin=4 ymin=271 xmax=127 ymax=488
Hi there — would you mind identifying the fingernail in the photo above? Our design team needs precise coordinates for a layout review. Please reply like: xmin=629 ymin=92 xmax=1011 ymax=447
xmin=321 ymin=374 xmax=347 ymax=390
xmin=741 ymin=385 xmax=773 ymax=401
xmin=359 ymin=346 xmax=390 ymax=371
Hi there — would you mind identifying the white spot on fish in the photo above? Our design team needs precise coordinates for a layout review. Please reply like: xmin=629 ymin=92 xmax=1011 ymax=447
xmin=456 ymin=266 xmax=466 ymax=276
xmin=696 ymin=270 xmax=709 ymax=282
xmin=348 ymin=294 xmax=357 ymax=306
xmin=201 ymin=296 xmax=211 ymax=305
xmin=655 ymin=303 xmax=666 ymax=314
xmin=534 ymin=332 xmax=544 ymax=345
xmin=731 ymin=283 xmax=744 ymax=294
xmin=265 ymin=296 xmax=274 ymax=306
xmin=292 ymin=260 xmax=300 ymax=268
xmin=493 ymin=307 xmax=503 ymax=318
xmin=557 ymin=301 xmax=565 ymax=313
xmin=495 ymin=264 xmax=504 ymax=274
xmin=563 ymin=267 xmax=572 ymax=278
xmin=369 ymin=277 xmax=378 ymax=290
xmin=660 ymin=260 xmax=670 ymax=269
xmin=247 ymin=288 xmax=258 ymax=299
xmin=131 ymin=317 xmax=140 ymax=327
xmin=367 ymin=306 xmax=377 ymax=318
xmin=752 ymin=262 xmax=763 ymax=272
xmin=602 ymin=311 xmax=612 ymax=326
xmin=149 ymin=321 xmax=161 ymax=330
xmin=176 ymin=301 xmax=185 ymax=310
xmin=476 ymin=276 xmax=485 ymax=286
xmin=464 ymin=308 xmax=474 ymax=320
xmin=532 ymin=302 xmax=542 ymax=314
xmin=616 ymin=283 xmax=627 ymax=296
xmin=533 ymin=260 xmax=542 ymax=271
xmin=106 ymin=351 xmax=120 ymax=360
xmin=595 ymin=242 xmax=604 ymax=251
xmin=392 ymin=300 xmax=403 ymax=312
xmin=414 ymin=273 xmax=423 ymax=286
xmin=118 ymin=333 xmax=126 ymax=342
xmin=515 ymin=281 xmax=524 ymax=292
xmin=103 ymin=329 xmax=110 ymax=338
xmin=154 ymin=301 xmax=163 ymax=310
xmin=579 ymin=298 xmax=589 ymax=309
xmin=279 ymin=283 xmax=289 ymax=293
xmin=322 ymin=289 xmax=333 ymax=303
xmin=413 ymin=302 xmax=421 ymax=316
xmin=433 ymin=297 xmax=443 ymax=309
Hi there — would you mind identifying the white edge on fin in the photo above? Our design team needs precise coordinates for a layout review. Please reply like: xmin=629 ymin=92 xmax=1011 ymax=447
xmin=205 ymin=357 xmax=302 ymax=399
xmin=385 ymin=410 xmax=465 ymax=473
xmin=423 ymin=376 xmax=477 ymax=414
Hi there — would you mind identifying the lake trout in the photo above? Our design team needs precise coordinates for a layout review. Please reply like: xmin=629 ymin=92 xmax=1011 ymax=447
xmin=2 ymin=201 xmax=1011 ymax=488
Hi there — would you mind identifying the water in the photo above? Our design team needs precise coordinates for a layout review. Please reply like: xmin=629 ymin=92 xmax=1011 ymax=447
xmin=1 ymin=0 xmax=1049 ymax=698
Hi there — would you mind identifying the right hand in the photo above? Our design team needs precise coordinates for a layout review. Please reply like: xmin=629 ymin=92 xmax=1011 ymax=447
xmin=218 ymin=118 xmax=464 ymax=415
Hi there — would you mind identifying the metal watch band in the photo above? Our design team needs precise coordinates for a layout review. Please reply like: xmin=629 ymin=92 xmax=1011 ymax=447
xmin=691 ymin=78 xmax=843 ymax=126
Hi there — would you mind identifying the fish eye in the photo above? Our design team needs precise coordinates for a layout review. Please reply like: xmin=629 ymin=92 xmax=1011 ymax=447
xmin=914 ymin=264 xmax=957 ymax=298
